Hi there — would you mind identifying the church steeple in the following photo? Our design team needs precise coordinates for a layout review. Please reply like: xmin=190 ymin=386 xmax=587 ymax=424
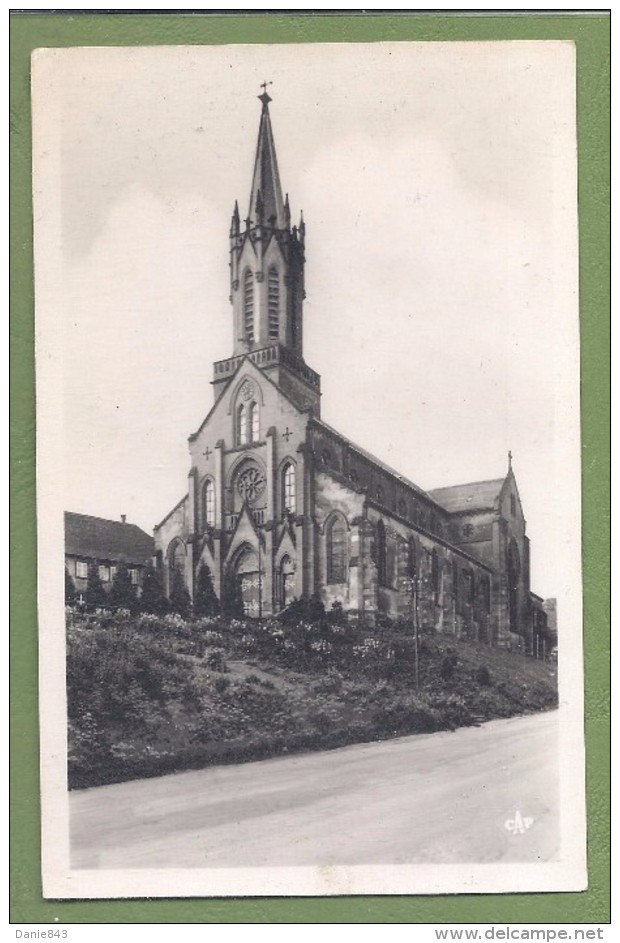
xmin=248 ymin=87 xmax=286 ymax=230
xmin=215 ymin=89 xmax=320 ymax=415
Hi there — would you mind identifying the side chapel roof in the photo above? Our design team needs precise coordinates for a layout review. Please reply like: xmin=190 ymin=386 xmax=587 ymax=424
xmin=427 ymin=479 xmax=505 ymax=513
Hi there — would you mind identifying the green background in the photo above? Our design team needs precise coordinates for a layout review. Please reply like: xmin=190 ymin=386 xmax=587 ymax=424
xmin=10 ymin=11 xmax=610 ymax=925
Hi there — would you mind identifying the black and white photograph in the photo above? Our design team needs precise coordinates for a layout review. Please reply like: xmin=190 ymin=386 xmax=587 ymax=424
xmin=33 ymin=40 xmax=586 ymax=898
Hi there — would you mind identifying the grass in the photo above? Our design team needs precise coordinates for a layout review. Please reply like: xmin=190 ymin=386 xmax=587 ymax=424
xmin=66 ymin=608 xmax=558 ymax=789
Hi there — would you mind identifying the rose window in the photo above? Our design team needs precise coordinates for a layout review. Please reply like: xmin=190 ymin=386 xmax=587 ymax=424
xmin=237 ymin=465 xmax=266 ymax=505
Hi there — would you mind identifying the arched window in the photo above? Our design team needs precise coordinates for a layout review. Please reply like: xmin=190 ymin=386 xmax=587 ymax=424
xmin=507 ymin=539 xmax=521 ymax=632
xmin=203 ymin=478 xmax=215 ymax=528
xmin=462 ymin=568 xmax=474 ymax=606
xmin=327 ymin=515 xmax=347 ymax=584
xmin=480 ymin=576 xmax=491 ymax=613
xmin=407 ymin=537 xmax=417 ymax=580
xmin=250 ymin=401 xmax=259 ymax=442
xmin=432 ymin=549 xmax=441 ymax=603
xmin=376 ymin=519 xmax=387 ymax=586
xmin=283 ymin=463 xmax=296 ymax=514
xmin=168 ymin=539 xmax=186 ymax=595
xmin=268 ymin=266 xmax=279 ymax=339
xmin=243 ymin=269 xmax=254 ymax=343
xmin=237 ymin=403 xmax=248 ymax=445
xmin=170 ymin=540 xmax=186 ymax=575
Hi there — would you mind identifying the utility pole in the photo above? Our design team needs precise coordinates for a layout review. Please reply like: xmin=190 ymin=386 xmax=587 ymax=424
xmin=258 ymin=531 xmax=263 ymax=619
xmin=403 ymin=574 xmax=420 ymax=694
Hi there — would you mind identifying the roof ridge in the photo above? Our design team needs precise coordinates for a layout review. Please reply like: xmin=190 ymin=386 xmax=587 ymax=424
xmin=65 ymin=510 xmax=145 ymax=529
xmin=311 ymin=418 xmax=433 ymax=502
xmin=428 ymin=476 xmax=505 ymax=494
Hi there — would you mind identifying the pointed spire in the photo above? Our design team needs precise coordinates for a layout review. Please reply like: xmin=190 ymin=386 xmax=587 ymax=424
xmin=284 ymin=192 xmax=291 ymax=228
xmin=248 ymin=86 xmax=286 ymax=229
xmin=230 ymin=199 xmax=240 ymax=236
xmin=508 ymin=450 xmax=513 ymax=471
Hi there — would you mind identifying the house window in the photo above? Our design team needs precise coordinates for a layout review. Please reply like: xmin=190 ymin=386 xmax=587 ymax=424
xmin=243 ymin=269 xmax=254 ymax=342
xmin=250 ymin=401 xmax=259 ymax=442
xmin=237 ymin=403 xmax=248 ymax=445
xmin=510 ymin=494 xmax=516 ymax=516
xmin=204 ymin=478 xmax=215 ymax=527
xmin=268 ymin=266 xmax=279 ymax=338
xmin=283 ymin=463 xmax=296 ymax=514
xmin=327 ymin=515 xmax=347 ymax=584
xmin=110 ymin=566 xmax=117 ymax=581
xmin=376 ymin=519 xmax=387 ymax=586
xmin=75 ymin=561 xmax=87 ymax=579
xmin=129 ymin=568 xmax=139 ymax=586
xmin=98 ymin=565 xmax=110 ymax=583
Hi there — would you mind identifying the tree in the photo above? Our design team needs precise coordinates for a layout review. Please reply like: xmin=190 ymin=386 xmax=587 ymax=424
xmin=65 ymin=567 xmax=76 ymax=606
xmin=194 ymin=565 xmax=221 ymax=618
xmin=222 ymin=570 xmax=244 ymax=619
xmin=108 ymin=560 xmax=137 ymax=612
xmin=169 ymin=569 xmax=192 ymax=620
xmin=85 ymin=561 xmax=107 ymax=608
xmin=139 ymin=563 xmax=168 ymax=615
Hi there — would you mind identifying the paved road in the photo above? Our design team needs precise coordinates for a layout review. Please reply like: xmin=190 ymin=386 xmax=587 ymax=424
xmin=70 ymin=711 xmax=559 ymax=869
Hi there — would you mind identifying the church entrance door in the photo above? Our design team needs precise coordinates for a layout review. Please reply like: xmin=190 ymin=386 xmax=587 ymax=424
xmin=278 ymin=554 xmax=296 ymax=610
xmin=235 ymin=548 xmax=263 ymax=618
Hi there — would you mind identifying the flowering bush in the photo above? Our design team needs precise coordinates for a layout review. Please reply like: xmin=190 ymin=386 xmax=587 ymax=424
xmin=66 ymin=607 xmax=557 ymax=789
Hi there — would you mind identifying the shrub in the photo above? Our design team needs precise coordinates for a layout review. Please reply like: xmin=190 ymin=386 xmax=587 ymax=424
xmin=139 ymin=564 xmax=168 ymax=615
xmin=65 ymin=567 xmax=77 ymax=606
xmin=328 ymin=601 xmax=347 ymax=625
xmin=440 ymin=651 xmax=458 ymax=681
xmin=205 ymin=648 xmax=228 ymax=672
xmin=194 ymin=566 xmax=221 ymax=617
xmin=475 ymin=665 xmax=492 ymax=686
xmin=279 ymin=595 xmax=326 ymax=626
xmin=169 ymin=570 xmax=192 ymax=619
xmin=108 ymin=561 xmax=138 ymax=613
xmin=85 ymin=561 xmax=107 ymax=608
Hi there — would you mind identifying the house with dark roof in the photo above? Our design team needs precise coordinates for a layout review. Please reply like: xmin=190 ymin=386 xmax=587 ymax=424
xmin=152 ymin=91 xmax=548 ymax=655
xmin=65 ymin=512 xmax=154 ymax=600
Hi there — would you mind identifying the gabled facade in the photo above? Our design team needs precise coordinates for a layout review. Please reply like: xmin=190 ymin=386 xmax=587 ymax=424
xmin=154 ymin=92 xmax=548 ymax=654
xmin=65 ymin=511 xmax=154 ymax=599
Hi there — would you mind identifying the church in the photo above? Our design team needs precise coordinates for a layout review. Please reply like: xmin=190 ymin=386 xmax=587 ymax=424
xmin=154 ymin=90 xmax=548 ymax=654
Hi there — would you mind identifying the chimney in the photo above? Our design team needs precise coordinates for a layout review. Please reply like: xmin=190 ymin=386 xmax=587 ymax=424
xmin=121 ymin=514 xmax=126 ymax=525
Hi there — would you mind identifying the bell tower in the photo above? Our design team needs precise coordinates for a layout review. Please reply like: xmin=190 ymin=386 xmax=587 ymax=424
xmin=212 ymin=87 xmax=321 ymax=415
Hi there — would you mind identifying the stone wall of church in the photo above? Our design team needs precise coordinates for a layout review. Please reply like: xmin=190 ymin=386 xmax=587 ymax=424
xmin=153 ymin=495 xmax=191 ymax=594
xmin=312 ymin=467 xmax=495 ymax=639
xmin=313 ymin=470 xmax=365 ymax=612
xmin=363 ymin=504 xmax=494 ymax=641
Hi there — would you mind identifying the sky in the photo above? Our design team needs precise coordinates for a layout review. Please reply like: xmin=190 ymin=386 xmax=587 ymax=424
xmin=33 ymin=41 xmax=579 ymax=599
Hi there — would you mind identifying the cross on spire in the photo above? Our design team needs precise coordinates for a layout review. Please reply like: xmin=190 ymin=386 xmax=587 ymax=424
xmin=258 ymin=80 xmax=273 ymax=107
